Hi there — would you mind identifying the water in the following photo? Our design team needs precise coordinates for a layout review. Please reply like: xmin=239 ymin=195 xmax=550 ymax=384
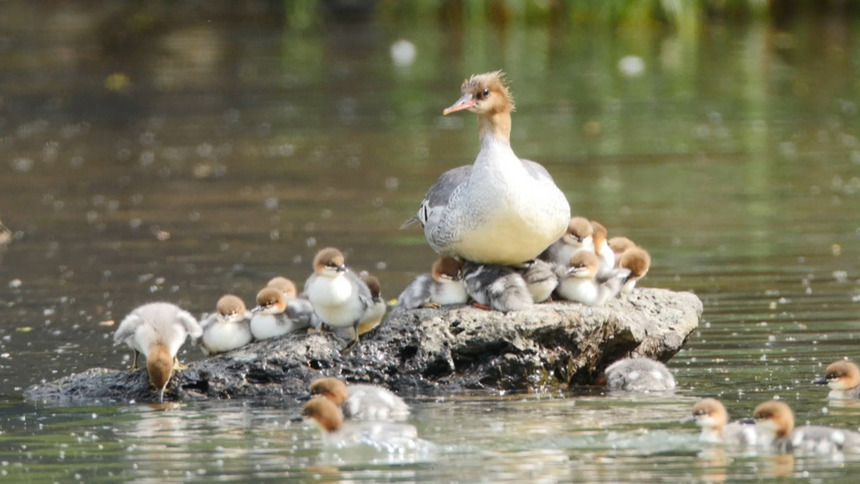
xmin=1 ymin=2 xmax=860 ymax=481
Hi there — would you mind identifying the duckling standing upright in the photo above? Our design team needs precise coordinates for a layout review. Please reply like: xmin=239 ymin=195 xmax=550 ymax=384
xmin=197 ymin=294 xmax=252 ymax=355
xmin=813 ymin=360 xmax=860 ymax=399
xmin=113 ymin=302 xmax=203 ymax=402
xmin=403 ymin=71 xmax=570 ymax=265
xmin=304 ymin=247 xmax=373 ymax=350
xmin=396 ymin=256 xmax=467 ymax=310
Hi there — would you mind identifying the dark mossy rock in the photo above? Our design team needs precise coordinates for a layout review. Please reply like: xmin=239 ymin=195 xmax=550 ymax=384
xmin=25 ymin=288 xmax=702 ymax=404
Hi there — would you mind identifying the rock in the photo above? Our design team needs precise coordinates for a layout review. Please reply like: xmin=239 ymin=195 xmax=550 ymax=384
xmin=24 ymin=288 xmax=702 ymax=404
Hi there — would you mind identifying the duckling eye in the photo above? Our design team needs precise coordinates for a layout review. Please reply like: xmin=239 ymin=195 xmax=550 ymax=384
xmin=482 ymin=88 xmax=490 ymax=98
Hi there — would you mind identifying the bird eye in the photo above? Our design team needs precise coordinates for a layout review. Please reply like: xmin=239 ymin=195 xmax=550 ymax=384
xmin=482 ymin=88 xmax=490 ymax=97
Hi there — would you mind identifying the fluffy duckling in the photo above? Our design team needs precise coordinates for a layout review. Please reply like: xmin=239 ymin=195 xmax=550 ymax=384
xmin=618 ymin=246 xmax=650 ymax=294
xmin=813 ymin=360 xmax=860 ymax=399
xmin=519 ymin=259 xmax=557 ymax=303
xmin=301 ymin=397 xmax=432 ymax=457
xmin=752 ymin=400 xmax=860 ymax=454
xmin=250 ymin=287 xmax=313 ymax=339
xmin=356 ymin=272 xmax=386 ymax=336
xmin=310 ymin=377 xmax=410 ymax=422
xmin=396 ymin=256 xmax=468 ymax=310
xmin=198 ymin=294 xmax=252 ymax=355
xmin=555 ymin=251 xmax=628 ymax=306
xmin=462 ymin=262 xmax=532 ymax=312
xmin=539 ymin=216 xmax=595 ymax=266
xmin=113 ymin=302 xmax=202 ymax=402
xmin=402 ymin=71 xmax=570 ymax=265
xmin=608 ymin=236 xmax=637 ymax=262
xmin=687 ymin=398 xmax=763 ymax=445
xmin=267 ymin=275 xmax=319 ymax=330
xmin=590 ymin=220 xmax=615 ymax=275
xmin=304 ymin=247 xmax=373 ymax=350
xmin=603 ymin=357 xmax=676 ymax=392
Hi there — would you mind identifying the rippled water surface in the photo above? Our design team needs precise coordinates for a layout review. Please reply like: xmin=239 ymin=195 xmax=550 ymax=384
xmin=1 ymin=2 xmax=860 ymax=482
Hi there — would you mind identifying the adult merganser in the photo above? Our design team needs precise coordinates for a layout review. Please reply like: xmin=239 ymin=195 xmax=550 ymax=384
xmin=462 ymin=261 xmax=532 ymax=312
xmin=687 ymin=398 xmax=763 ymax=445
xmin=402 ymin=71 xmax=570 ymax=265
xmin=519 ymin=259 xmax=557 ymax=303
xmin=197 ymin=294 xmax=252 ymax=355
xmin=752 ymin=400 xmax=860 ymax=453
xmin=590 ymin=220 xmax=615 ymax=273
xmin=539 ymin=216 xmax=594 ymax=266
xmin=813 ymin=360 xmax=860 ymax=399
xmin=304 ymin=247 xmax=373 ymax=350
xmin=310 ymin=377 xmax=410 ymax=421
xmin=113 ymin=302 xmax=202 ymax=402
xmin=618 ymin=246 xmax=650 ymax=294
xmin=301 ymin=397 xmax=433 ymax=458
xmin=356 ymin=272 xmax=386 ymax=336
xmin=603 ymin=357 xmax=675 ymax=392
xmin=555 ymin=251 xmax=628 ymax=306
xmin=396 ymin=256 xmax=467 ymax=310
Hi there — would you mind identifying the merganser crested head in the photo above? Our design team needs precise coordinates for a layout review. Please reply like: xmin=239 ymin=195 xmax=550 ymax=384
xmin=147 ymin=343 xmax=173 ymax=403
xmin=753 ymin=400 xmax=794 ymax=440
xmin=608 ymin=236 xmax=637 ymax=259
xmin=310 ymin=377 xmax=350 ymax=406
xmin=267 ymin=276 xmax=298 ymax=298
xmin=216 ymin=294 xmax=246 ymax=323
xmin=313 ymin=247 xmax=346 ymax=278
xmin=443 ymin=70 xmax=514 ymax=117
xmin=253 ymin=287 xmax=287 ymax=315
xmin=813 ymin=360 xmax=860 ymax=398
xmin=567 ymin=251 xmax=600 ymax=279
xmin=432 ymin=256 xmax=463 ymax=282
xmin=303 ymin=397 xmax=344 ymax=433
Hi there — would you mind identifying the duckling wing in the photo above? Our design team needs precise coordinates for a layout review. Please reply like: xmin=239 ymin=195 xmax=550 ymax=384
xmin=113 ymin=313 xmax=144 ymax=346
xmin=176 ymin=309 xmax=203 ymax=339
xmin=401 ymin=165 xmax=471 ymax=229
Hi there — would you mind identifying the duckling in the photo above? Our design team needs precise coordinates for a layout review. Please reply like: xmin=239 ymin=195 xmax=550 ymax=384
xmin=752 ymin=400 xmax=860 ymax=454
xmin=462 ymin=262 xmax=532 ymax=312
xmin=813 ymin=360 xmax=860 ymax=399
xmin=304 ymin=247 xmax=373 ymax=350
xmin=356 ymin=272 xmax=386 ymax=336
xmin=198 ymin=294 xmax=252 ymax=355
xmin=618 ymin=246 xmax=650 ymax=294
xmin=519 ymin=259 xmax=557 ymax=303
xmin=113 ymin=302 xmax=202 ymax=402
xmin=310 ymin=376 xmax=409 ymax=422
xmin=687 ymin=398 xmax=763 ymax=445
xmin=539 ymin=216 xmax=595 ymax=266
xmin=250 ymin=287 xmax=312 ymax=340
xmin=603 ymin=357 xmax=675 ymax=392
xmin=396 ymin=256 xmax=467 ymax=310
xmin=555 ymin=251 xmax=628 ymax=306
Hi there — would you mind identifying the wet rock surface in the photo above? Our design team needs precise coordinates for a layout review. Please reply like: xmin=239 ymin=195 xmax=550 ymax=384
xmin=25 ymin=288 xmax=702 ymax=404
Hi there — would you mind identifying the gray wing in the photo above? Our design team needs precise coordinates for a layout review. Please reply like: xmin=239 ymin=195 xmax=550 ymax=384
xmin=395 ymin=274 xmax=433 ymax=309
xmin=113 ymin=313 xmax=143 ymax=346
xmin=401 ymin=165 xmax=471 ymax=229
xmin=596 ymin=268 xmax=631 ymax=304
xmin=285 ymin=296 xmax=317 ymax=328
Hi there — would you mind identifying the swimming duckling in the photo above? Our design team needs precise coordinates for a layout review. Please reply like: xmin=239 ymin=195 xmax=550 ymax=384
xmin=462 ymin=262 xmax=532 ymax=312
xmin=813 ymin=360 xmax=860 ymax=399
xmin=198 ymin=294 xmax=252 ymax=355
xmin=752 ymin=400 xmax=860 ymax=454
xmin=113 ymin=302 xmax=202 ymax=402
xmin=396 ymin=256 xmax=467 ymax=310
xmin=687 ymin=398 xmax=763 ymax=445
xmin=310 ymin=376 xmax=410 ymax=422
xmin=603 ymin=357 xmax=675 ymax=392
